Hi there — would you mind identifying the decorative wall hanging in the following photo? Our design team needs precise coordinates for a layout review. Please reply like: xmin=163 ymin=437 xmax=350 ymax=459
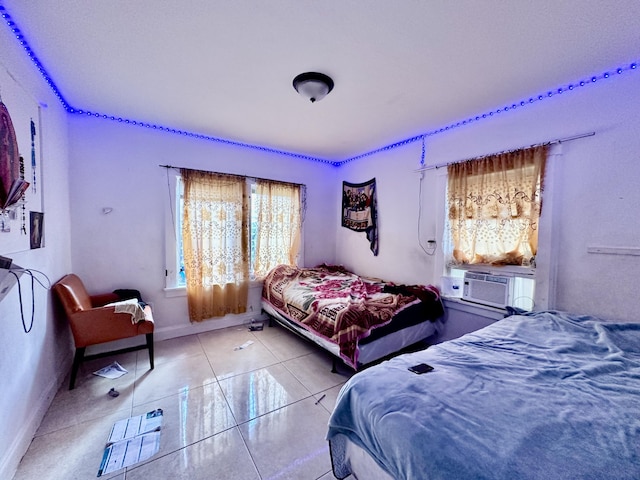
xmin=0 ymin=100 xmax=21 ymax=210
xmin=0 ymin=68 xmax=44 ymax=253
xmin=30 ymin=119 xmax=37 ymax=193
xmin=342 ymin=178 xmax=379 ymax=255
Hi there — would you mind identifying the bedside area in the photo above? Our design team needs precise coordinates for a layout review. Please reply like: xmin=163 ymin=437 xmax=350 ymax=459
xmin=435 ymin=297 xmax=508 ymax=344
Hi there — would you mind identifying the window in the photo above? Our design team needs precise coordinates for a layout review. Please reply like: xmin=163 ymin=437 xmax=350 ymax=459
xmin=251 ymin=180 xmax=302 ymax=279
xmin=443 ymin=145 xmax=548 ymax=310
xmin=165 ymin=172 xmax=304 ymax=291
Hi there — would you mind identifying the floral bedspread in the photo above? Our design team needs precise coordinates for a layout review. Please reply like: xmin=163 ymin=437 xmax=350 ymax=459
xmin=262 ymin=264 xmax=441 ymax=368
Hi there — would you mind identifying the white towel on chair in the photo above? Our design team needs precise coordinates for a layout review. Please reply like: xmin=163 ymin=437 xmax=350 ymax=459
xmin=105 ymin=298 xmax=147 ymax=324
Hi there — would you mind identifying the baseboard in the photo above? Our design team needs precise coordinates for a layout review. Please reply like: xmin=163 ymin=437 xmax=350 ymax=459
xmin=0 ymin=359 xmax=69 ymax=480
xmin=84 ymin=311 xmax=269 ymax=356
xmin=154 ymin=311 xmax=269 ymax=342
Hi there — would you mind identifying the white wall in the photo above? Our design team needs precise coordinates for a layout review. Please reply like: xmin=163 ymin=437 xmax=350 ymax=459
xmin=336 ymin=70 xmax=640 ymax=323
xmin=67 ymin=117 xmax=338 ymax=341
xmin=0 ymin=25 xmax=73 ymax=479
xmin=336 ymin=143 xmax=439 ymax=285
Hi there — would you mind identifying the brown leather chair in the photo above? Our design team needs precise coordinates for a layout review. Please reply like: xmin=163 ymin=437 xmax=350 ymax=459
xmin=52 ymin=274 xmax=154 ymax=389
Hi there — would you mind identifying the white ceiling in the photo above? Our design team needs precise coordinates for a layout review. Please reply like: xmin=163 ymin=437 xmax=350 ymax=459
xmin=4 ymin=1 xmax=640 ymax=162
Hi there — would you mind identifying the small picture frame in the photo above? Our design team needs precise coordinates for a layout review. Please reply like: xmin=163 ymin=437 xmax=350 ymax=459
xmin=30 ymin=211 xmax=44 ymax=249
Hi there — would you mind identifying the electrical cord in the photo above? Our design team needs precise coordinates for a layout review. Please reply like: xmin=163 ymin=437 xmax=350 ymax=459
xmin=417 ymin=171 xmax=437 ymax=256
xmin=417 ymin=135 xmax=437 ymax=256
xmin=7 ymin=268 xmax=50 ymax=334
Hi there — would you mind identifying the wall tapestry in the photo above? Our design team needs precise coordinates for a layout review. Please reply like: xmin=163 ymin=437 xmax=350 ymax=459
xmin=0 ymin=67 xmax=44 ymax=254
xmin=342 ymin=178 xmax=379 ymax=255
xmin=0 ymin=100 xmax=21 ymax=210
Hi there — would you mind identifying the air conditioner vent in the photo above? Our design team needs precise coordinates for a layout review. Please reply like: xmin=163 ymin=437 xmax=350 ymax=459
xmin=462 ymin=272 xmax=513 ymax=308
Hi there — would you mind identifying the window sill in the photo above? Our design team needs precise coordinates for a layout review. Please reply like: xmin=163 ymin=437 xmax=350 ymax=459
xmin=449 ymin=264 xmax=536 ymax=277
xmin=164 ymin=286 xmax=186 ymax=298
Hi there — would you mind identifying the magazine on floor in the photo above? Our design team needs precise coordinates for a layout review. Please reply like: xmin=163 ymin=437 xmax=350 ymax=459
xmin=97 ymin=409 xmax=163 ymax=476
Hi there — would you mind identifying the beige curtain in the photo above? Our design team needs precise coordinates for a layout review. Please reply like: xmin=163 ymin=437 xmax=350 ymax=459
xmin=447 ymin=145 xmax=548 ymax=266
xmin=181 ymin=169 xmax=249 ymax=321
xmin=253 ymin=180 xmax=302 ymax=279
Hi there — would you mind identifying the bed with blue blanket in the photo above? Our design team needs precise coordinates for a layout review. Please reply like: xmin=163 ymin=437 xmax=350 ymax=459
xmin=327 ymin=310 xmax=640 ymax=479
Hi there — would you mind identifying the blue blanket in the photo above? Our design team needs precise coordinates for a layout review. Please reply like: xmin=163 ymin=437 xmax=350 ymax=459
xmin=327 ymin=311 xmax=640 ymax=479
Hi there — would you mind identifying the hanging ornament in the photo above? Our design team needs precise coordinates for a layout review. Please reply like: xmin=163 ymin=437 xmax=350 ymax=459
xmin=31 ymin=119 xmax=37 ymax=194
xmin=19 ymin=155 xmax=27 ymax=234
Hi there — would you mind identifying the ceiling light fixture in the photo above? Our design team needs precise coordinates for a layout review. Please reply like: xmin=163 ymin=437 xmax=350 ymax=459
xmin=292 ymin=72 xmax=334 ymax=103
xmin=2 ymin=5 xmax=637 ymax=166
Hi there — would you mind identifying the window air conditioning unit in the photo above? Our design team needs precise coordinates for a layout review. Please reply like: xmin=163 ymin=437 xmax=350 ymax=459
xmin=462 ymin=271 xmax=513 ymax=308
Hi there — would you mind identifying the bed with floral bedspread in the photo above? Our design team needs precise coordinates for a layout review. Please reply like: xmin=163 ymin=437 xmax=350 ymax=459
xmin=261 ymin=264 xmax=444 ymax=369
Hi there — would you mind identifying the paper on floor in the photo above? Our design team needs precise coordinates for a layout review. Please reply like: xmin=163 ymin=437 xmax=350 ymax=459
xmin=93 ymin=361 xmax=128 ymax=379
xmin=234 ymin=340 xmax=254 ymax=350
xmin=97 ymin=409 xmax=163 ymax=476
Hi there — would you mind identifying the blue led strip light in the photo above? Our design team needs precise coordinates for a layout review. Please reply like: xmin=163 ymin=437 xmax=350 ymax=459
xmin=340 ymin=60 xmax=639 ymax=165
xmin=0 ymin=4 xmax=338 ymax=166
xmin=339 ymin=135 xmax=425 ymax=164
xmin=0 ymin=5 xmax=72 ymax=110
xmin=2 ymin=5 xmax=637 ymax=167
xmin=69 ymin=107 xmax=339 ymax=165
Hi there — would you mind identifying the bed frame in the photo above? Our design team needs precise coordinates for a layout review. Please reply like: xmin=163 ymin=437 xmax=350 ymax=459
xmin=261 ymin=264 xmax=444 ymax=373
xmin=262 ymin=301 xmax=442 ymax=372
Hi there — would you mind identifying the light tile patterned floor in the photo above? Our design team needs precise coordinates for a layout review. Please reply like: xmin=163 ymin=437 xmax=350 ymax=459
xmin=13 ymin=322 xmax=354 ymax=480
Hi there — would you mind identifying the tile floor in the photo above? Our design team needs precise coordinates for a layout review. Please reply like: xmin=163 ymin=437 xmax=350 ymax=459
xmin=12 ymin=321 xmax=355 ymax=480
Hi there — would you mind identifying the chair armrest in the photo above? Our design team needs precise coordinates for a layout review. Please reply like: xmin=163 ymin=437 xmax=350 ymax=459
xmin=68 ymin=306 xmax=153 ymax=347
xmin=90 ymin=293 xmax=121 ymax=307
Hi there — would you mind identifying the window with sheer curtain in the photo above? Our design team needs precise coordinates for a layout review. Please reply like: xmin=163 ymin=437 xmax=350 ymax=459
xmin=177 ymin=169 xmax=303 ymax=321
xmin=251 ymin=179 xmax=302 ymax=279
xmin=181 ymin=169 xmax=249 ymax=321
xmin=445 ymin=145 xmax=548 ymax=267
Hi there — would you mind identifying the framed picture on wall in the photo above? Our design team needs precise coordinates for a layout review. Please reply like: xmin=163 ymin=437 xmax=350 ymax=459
xmin=30 ymin=211 xmax=43 ymax=249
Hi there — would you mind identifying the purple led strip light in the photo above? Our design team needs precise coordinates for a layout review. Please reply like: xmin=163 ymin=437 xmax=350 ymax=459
xmin=0 ymin=5 xmax=337 ymax=166
xmin=1 ymin=5 xmax=637 ymax=167
xmin=341 ymin=61 xmax=638 ymax=165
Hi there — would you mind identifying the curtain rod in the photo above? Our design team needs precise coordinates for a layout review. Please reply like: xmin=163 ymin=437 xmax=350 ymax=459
xmin=158 ymin=164 xmax=305 ymax=188
xmin=414 ymin=131 xmax=595 ymax=172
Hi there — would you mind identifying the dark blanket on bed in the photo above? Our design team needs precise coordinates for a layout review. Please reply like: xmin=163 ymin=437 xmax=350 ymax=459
xmin=262 ymin=264 xmax=442 ymax=367
xmin=327 ymin=311 xmax=640 ymax=479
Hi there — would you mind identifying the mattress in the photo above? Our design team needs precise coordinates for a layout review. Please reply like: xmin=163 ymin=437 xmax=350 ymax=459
xmin=328 ymin=310 xmax=640 ymax=479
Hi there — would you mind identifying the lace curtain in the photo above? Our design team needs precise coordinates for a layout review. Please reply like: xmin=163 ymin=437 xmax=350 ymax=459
xmin=253 ymin=180 xmax=302 ymax=279
xmin=446 ymin=145 xmax=548 ymax=266
xmin=181 ymin=168 xmax=249 ymax=321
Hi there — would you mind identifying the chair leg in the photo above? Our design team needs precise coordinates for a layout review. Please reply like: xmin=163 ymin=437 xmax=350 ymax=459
xmin=69 ymin=347 xmax=85 ymax=390
xmin=146 ymin=333 xmax=154 ymax=370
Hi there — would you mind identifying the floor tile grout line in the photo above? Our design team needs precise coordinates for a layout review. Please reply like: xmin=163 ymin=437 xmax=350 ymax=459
xmin=21 ymin=325 xmax=349 ymax=479
xmin=235 ymin=422 xmax=266 ymax=479
xmin=123 ymin=395 xmax=331 ymax=479
xmin=130 ymin=378 xmax=219 ymax=409
xmin=122 ymin=424 xmax=243 ymax=477
xmin=122 ymin=355 xmax=322 ymax=479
